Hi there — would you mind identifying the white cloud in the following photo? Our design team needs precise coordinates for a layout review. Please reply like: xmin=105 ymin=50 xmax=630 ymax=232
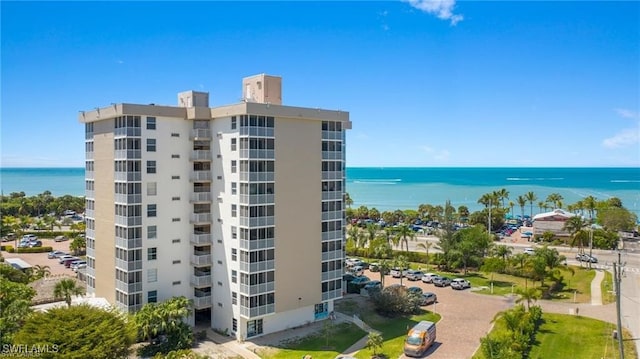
xmin=602 ymin=127 xmax=640 ymax=148
xmin=404 ymin=0 xmax=463 ymax=25
xmin=615 ymin=108 xmax=639 ymax=119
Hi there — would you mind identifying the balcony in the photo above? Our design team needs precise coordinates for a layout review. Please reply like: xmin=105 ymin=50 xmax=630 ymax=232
xmin=239 ymin=194 xmax=274 ymax=205
xmin=115 ymin=215 xmax=142 ymax=227
xmin=115 ymin=259 xmax=143 ymax=271
xmin=322 ymin=191 xmax=342 ymax=201
xmin=239 ymin=149 xmax=274 ymax=159
xmin=85 ymin=209 xmax=94 ymax=218
xmin=85 ymin=190 xmax=95 ymax=199
xmin=239 ymin=127 xmax=274 ymax=137
xmin=321 ymin=171 xmax=344 ymax=180
xmin=190 ymin=150 xmax=212 ymax=161
xmin=239 ymin=282 xmax=275 ymax=296
xmin=190 ymin=129 xmax=211 ymax=140
xmin=115 ymin=194 xmax=142 ymax=204
xmin=116 ymin=280 xmax=143 ymax=293
xmin=239 ymin=238 xmax=274 ymax=251
xmin=193 ymin=295 xmax=212 ymax=309
xmin=115 ymin=172 xmax=142 ymax=182
xmin=321 ymin=249 xmax=344 ymax=262
xmin=239 ymin=216 xmax=274 ymax=227
xmin=239 ymin=172 xmax=274 ymax=182
xmin=321 ymin=269 xmax=343 ymax=282
xmin=191 ymin=274 xmax=212 ymax=287
xmin=239 ymin=260 xmax=275 ymax=273
xmin=114 ymin=127 xmax=141 ymax=137
xmin=85 ymin=152 xmax=94 ymax=160
xmin=190 ymin=213 xmax=212 ymax=223
xmin=322 ymin=289 xmax=342 ymax=302
xmin=190 ymin=253 xmax=213 ymax=266
xmin=322 ymin=151 xmax=343 ymax=160
xmin=322 ymin=210 xmax=343 ymax=221
xmin=114 ymin=149 xmax=142 ymax=159
xmin=190 ymin=233 xmax=212 ymax=245
xmin=240 ymin=304 xmax=275 ymax=318
xmin=190 ymin=192 xmax=212 ymax=203
xmin=322 ymin=230 xmax=343 ymax=241
xmin=190 ymin=171 xmax=212 ymax=182
xmin=321 ymin=130 xmax=343 ymax=140
xmin=115 ymin=237 xmax=142 ymax=249
xmin=85 ymin=171 xmax=94 ymax=180
xmin=85 ymin=229 xmax=95 ymax=239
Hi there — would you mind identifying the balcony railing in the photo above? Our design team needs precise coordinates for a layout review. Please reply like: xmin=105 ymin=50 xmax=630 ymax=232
xmin=116 ymin=280 xmax=143 ymax=293
xmin=190 ymin=129 xmax=211 ymax=140
xmin=115 ymin=237 xmax=142 ymax=249
xmin=321 ymin=130 xmax=343 ymax=140
xmin=115 ymin=172 xmax=142 ymax=182
xmin=114 ymin=149 xmax=142 ymax=159
xmin=239 ymin=216 xmax=274 ymax=227
xmin=239 ymin=260 xmax=275 ymax=273
xmin=322 ymin=230 xmax=343 ymax=241
xmin=239 ymin=194 xmax=274 ymax=205
xmin=114 ymin=127 xmax=141 ymax=137
xmin=239 ymin=172 xmax=274 ymax=182
xmin=115 ymin=259 xmax=142 ymax=271
xmin=84 ymin=209 xmax=94 ymax=218
xmin=190 ymin=192 xmax=212 ymax=202
xmin=321 ymin=249 xmax=344 ymax=262
xmin=322 ymin=289 xmax=342 ymax=302
xmin=321 ymin=171 xmax=344 ymax=180
xmin=85 ymin=171 xmax=94 ymax=180
xmin=239 ymin=282 xmax=275 ymax=296
xmin=321 ymin=269 xmax=343 ymax=282
xmin=190 ymin=233 xmax=212 ymax=245
xmin=191 ymin=274 xmax=212 ymax=287
xmin=240 ymin=304 xmax=275 ymax=318
xmin=85 ymin=190 xmax=95 ymax=199
xmin=115 ymin=194 xmax=142 ymax=204
xmin=239 ymin=149 xmax=274 ymax=159
xmin=239 ymin=127 xmax=274 ymax=137
xmin=193 ymin=295 xmax=212 ymax=309
xmin=115 ymin=215 xmax=142 ymax=227
xmin=239 ymin=238 xmax=274 ymax=251
xmin=322 ymin=210 xmax=343 ymax=221
xmin=190 ymin=253 xmax=213 ymax=266
xmin=190 ymin=213 xmax=212 ymax=223
xmin=190 ymin=150 xmax=212 ymax=161
xmin=322 ymin=192 xmax=342 ymax=201
xmin=190 ymin=171 xmax=212 ymax=182
xmin=85 ymin=229 xmax=95 ymax=239
xmin=321 ymin=151 xmax=343 ymax=160
xmin=85 ymin=152 xmax=94 ymax=160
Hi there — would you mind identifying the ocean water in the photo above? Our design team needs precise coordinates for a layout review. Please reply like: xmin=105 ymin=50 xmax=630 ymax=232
xmin=346 ymin=167 xmax=640 ymax=218
xmin=1 ymin=167 xmax=639 ymax=218
xmin=0 ymin=168 xmax=85 ymax=197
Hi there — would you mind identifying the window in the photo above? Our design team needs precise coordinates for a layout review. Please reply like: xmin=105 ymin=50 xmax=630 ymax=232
xmin=172 ymin=281 xmax=181 ymax=285
xmin=231 ymin=226 xmax=237 ymax=239
xmin=231 ymin=182 xmax=237 ymax=195
xmin=232 ymin=270 xmax=237 ymax=283
xmin=218 ymin=281 xmax=223 ymax=286
xmin=231 ymin=204 xmax=237 ymax=217
xmin=231 ymin=116 xmax=237 ymax=130
xmin=231 ymin=248 xmax=237 ymax=261
xmin=172 ymin=239 xmax=180 ymax=243
xmin=172 ymin=260 xmax=181 ymax=264
xmin=147 ymin=248 xmax=157 ymax=260
xmin=147 ymin=204 xmax=157 ymax=217
xmin=171 ymin=175 xmax=180 ymax=179
xmin=147 ymin=182 xmax=157 ymax=196
xmin=232 ymin=292 xmax=237 ymax=305
xmin=146 ymin=117 xmax=156 ymax=130
xmin=171 ymin=154 xmax=180 ymax=158
xmin=147 ymin=139 xmax=156 ymax=152
xmin=171 ymin=133 xmax=180 ymax=137
xmin=147 ymin=290 xmax=158 ymax=303
xmin=147 ymin=269 xmax=157 ymax=283
xmin=172 ymin=218 xmax=180 ymax=222
xmin=247 ymin=319 xmax=263 ymax=337
xmin=147 ymin=225 xmax=157 ymax=239
xmin=232 ymin=318 xmax=237 ymax=332
xmin=147 ymin=161 xmax=156 ymax=174
xmin=231 ymin=160 xmax=237 ymax=173
xmin=172 ymin=196 xmax=180 ymax=201
xmin=231 ymin=138 xmax=237 ymax=151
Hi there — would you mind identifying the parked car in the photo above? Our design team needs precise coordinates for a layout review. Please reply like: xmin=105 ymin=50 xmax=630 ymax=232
xmin=73 ymin=263 xmax=87 ymax=272
xmin=523 ymin=247 xmax=535 ymax=255
xmin=54 ymin=235 xmax=68 ymax=242
xmin=29 ymin=240 xmax=43 ymax=248
xmin=369 ymin=262 xmax=380 ymax=272
xmin=351 ymin=265 xmax=365 ymax=276
xmin=58 ymin=255 xmax=76 ymax=264
xmin=576 ymin=253 xmax=598 ymax=263
xmin=405 ymin=270 xmax=424 ymax=281
xmin=421 ymin=273 xmax=439 ymax=283
xmin=390 ymin=267 xmax=408 ymax=278
xmin=364 ymin=280 xmax=382 ymax=291
xmin=22 ymin=234 xmax=38 ymax=241
xmin=351 ymin=276 xmax=371 ymax=285
xmin=432 ymin=276 xmax=451 ymax=287
xmin=407 ymin=286 xmax=423 ymax=296
xmin=345 ymin=258 xmax=363 ymax=267
xmin=71 ymin=260 xmax=87 ymax=270
xmin=420 ymin=292 xmax=438 ymax=305
xmin=48 ymin=250 xmax=67 ymax=259
xmin=451 ymin=278 xmax=471 ymax=290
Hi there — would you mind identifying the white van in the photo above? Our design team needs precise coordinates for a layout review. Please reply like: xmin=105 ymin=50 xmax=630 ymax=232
xmin=404 ymin=321 xmax=436 ymax=357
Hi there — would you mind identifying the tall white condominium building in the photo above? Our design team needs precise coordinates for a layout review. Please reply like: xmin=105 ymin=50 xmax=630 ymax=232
xmin=79 ymin=74 xmax=351 ymax=339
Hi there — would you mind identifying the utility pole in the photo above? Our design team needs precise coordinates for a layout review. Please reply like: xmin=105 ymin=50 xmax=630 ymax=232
xmin=613 ymin=250 xmax=625 ymax=359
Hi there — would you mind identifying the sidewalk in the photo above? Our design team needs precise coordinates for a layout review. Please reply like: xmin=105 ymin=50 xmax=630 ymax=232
xmin=333 ymin=312 xmax=380 ymax=358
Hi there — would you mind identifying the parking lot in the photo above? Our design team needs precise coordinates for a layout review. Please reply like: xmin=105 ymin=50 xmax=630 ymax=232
xmin=360 ymin=269 xmax=514 ymax=359
xmin=3 ymin=237 xmax=77 ymax=276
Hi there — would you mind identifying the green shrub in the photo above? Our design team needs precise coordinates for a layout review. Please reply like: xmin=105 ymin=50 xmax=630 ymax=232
xmin=22 ymin=231 xmax=73 ymax=239
xmin=15 ymin=246 xmax=53 ymax=254
xmin=3 ymin=246 xmax=15 ymax=253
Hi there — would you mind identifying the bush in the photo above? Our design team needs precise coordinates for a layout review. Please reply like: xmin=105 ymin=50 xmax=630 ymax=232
xmin=23 ymin=231 xmax=73 ymax=239
xmin=370 ymin=285 xmax=421 ymax=316
xmin=1 ymin=245 xmax=13 ymax=252
xmin=15 ymin=246 xmax=53 ymax=254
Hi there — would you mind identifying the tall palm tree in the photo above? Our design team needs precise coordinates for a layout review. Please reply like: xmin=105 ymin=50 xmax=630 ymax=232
xmin=54 ymin=278 xmax=85 ymax=307
xmin=517 ymin=196 xmax=527 ymax=218
xmin=416 ymin=241 xmax=433 ymax=268
xmin=525 ymin=192 xmax=537 ymax=217
xmin=546 ymin=193 xmax=564 ymax=209
xmin=515 ymin=287 xmax=541 ymax=311
xmin=537 ymin=201 xmax=546 ymax=213
xmin=497 ymin=188 xmax=510 ymax=209
xmin=564 ymin=216 xmax=588 ymax=264
xmin=394 ymin=224 xmax=415 ymax=252
xmin=493 ymin=245 xmax=512 ymax=266
xmin=393 ymin=255 xmax=409 ymax=287
xmin=583 ymin=195 xmax=598 ymax=220
xmin=508 ymin=201 xmax=515 ymax=218
xmin=344 ymin=192 xmax=353 ymax=209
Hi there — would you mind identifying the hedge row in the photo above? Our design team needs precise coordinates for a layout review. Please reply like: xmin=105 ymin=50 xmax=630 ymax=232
xmin=1 ymin=245 xmax=54 ymax=253
xmin=346 ymin=247 xmax=431 ymax=264
xmin=22 ymin=231 xmax=76 ymax=238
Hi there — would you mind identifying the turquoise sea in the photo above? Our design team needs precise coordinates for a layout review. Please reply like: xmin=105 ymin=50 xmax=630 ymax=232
xmin=1 ymin=167 xmax=639 ymax=218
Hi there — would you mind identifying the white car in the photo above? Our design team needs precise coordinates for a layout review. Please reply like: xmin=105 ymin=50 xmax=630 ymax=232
xmin=405 ymin=270 xmax=424 ymax=281
xmin=523 ymin=247 xmax=535 ymax=255
xmin=390 ymin=267 xmax=408 ymax=278
xmin=421 ymin=273 xmax=438 ymax=283
xmin=451 ymin=278 xmax=471 ymax=290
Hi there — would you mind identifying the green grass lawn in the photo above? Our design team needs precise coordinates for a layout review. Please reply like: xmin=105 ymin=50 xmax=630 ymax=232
xmin=335 ymin=298 xmax=440 ymax=359
xmin=257 ymin=322 xmax=365 ymax=359
xmin=473 ymin=312 xmax=637 ymax=359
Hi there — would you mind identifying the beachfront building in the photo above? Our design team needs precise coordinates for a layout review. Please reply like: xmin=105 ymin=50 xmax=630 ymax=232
xmin=532 ymin=209 xmax=577 ymax=236
xmin=79 ymin=74 xmax=351 ymax=339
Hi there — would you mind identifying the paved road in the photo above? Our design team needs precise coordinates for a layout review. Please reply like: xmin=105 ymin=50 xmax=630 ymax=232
xmin=621 ymin=272 xmax=640 ymax=359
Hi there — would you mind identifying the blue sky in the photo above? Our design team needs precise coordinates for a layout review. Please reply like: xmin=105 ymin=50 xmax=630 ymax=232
xmin=1 ymin=1 xmax=639 ymax=167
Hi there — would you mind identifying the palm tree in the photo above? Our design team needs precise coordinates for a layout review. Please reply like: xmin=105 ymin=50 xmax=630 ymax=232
xmin=537 ymin=201 xmax=546 ymax=213
xmin=344 ymin=193 xmax=353 ymax=209
xmin=394 ymin=224 xmax=415 ymax=252
xmin=70 ymin=236 xmax=86 ymax=256
xmin=54 ymin=278 xmax=85 ymax=307
xmin=564 ymin=216 xmax=588 ymax=262
xmin=497 ymin=188 xmax=510 ymax=208
xmin=508 ymin=201 xmax=515 ymax=218
xmin=417 ymin=241 xmax=433 ymax=268
xmin=525 ymin=192 xmax=537 ymax=217
xmin=583 ymin=195 xmax=598 ymax=220
xmin=546 ymin=193 xmax=564 ymax=209
xmin=493 ymin=245 xmax=512 ymax=266
xmin=393 ymin=255 xmax=409 ymax=287
xmin=517 ymin=196 xmax=527 ymax=218
xmin=515 ymin=287 xmax=541 ymax=311
xmin=32 ymin=264 xmax=51 ymax=280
